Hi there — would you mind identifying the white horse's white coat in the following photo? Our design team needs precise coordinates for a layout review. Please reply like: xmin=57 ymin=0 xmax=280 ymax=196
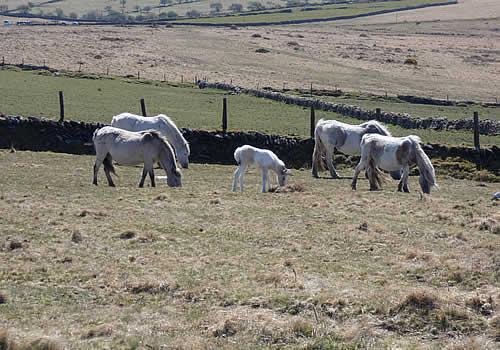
xmin=351 ymin=134 xmax=437 ymax=194
xmin=232 ymin=145 xmax=291 ymax=193
xmin=111 ymin=113 xmax=190 ymax=168
xmin=92 ymin=126 xmax=182 ymax=188
xmin=312 ymin=119 xmax=397 ymax=179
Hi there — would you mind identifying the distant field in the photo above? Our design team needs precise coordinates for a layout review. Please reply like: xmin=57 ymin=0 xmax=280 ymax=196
xmin=1 ymin=0 xmax=448 ymax=20
xmin=178 ymin=0 xmax=446 ymax=24
xmin=0 ymin=150 xmax=498 ymax=349
xmin=1 ymin=68 xmax=499 ymax=147
xmin=1 ymin=0 xmax=291 ymax=17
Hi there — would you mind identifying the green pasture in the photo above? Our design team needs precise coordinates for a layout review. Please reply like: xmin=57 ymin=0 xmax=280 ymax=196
xmin=315 ymin=92 xmax=499 ymax=122
xmin=177 ymin=0 xmax=447 ymax=24
xmin=1 ymin=67 xmax=498 ymax=147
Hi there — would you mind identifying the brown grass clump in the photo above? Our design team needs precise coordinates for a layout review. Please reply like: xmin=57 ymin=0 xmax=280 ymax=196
xmin=255 ymin=48 xmax=270 ymax=53
xmin=118 ymin=231 xmax=136 ymax=240
xmin=251 ymin=33 xmax=262 ymax=38
xmin=404 ymin=57 xmax=418 ymax=65
xmin=7 ymin=240 xmax=22 ymax=251
xmin=290 ymin=318 xmax=314 ymax=338
xmin=212 ymin=319 xmax=240 ymax=338
xmin=0 ymin=292 xmax=6 ymax=304
xmin=70 ymin=231 xmax=83 ymax=243
xmin=397 ymin=291 xmax=439 ymax=313
xmin=81 ymin=324 xmax=113 ymax=339
xmin=0 ymin=329 xmax=63 ymax=350
xmin=268 ymin=183 xmax=305 ymax=193
xmin=125 ymin=280 xmax=176 ymax=295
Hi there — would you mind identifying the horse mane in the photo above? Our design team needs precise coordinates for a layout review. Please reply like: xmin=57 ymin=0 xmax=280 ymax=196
xmin=157 ymin=114 xmax=190 ymax=153
xmin=361 ymin=120 xmax=392 ymax=137
xmin=407 ymin=135 xmax=422 ymax=144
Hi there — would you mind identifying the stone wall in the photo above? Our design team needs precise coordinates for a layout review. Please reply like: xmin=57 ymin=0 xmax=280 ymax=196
xmin=0 ymin=115 xmax=498 ymax=173
xmin=198 ymin=82 xmax=500 ymax=136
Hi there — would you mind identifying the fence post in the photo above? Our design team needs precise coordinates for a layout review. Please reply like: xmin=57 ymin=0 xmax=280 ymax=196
xmin=181 ymin=75 xmax=184 ymax=83
xmin=106 ymin=67 xmax=109 ymax=75
xmin=310 ymin=106 xmax=315 ymax=139
xmin=473 ymin=111 xmax=480 ymax=151
xmin=58 ymin=91 xmax=64 ymax=122
xmin=140 ymin=98 xmax=147 ymax=117
xmin=137 ymin=71 xmax=140 ymax=80
xmin=222 ymin=97 xmax=228 ymax=133
xmin=1 ymin=56 xmax=4 ymax=66
xmin=375 ymin=108 xmax=381 ymax=120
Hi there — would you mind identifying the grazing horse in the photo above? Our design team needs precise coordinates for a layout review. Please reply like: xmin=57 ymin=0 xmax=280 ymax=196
xmin=351 ymin=134 xmax=437 ymax=194
xmin=232 ymin=145 xmax=292 ymax=193
xmin=312 ymin=119 xmax=401 ymax=180
xmin=111 ymin=112 xmax=190 ymax=169
xmin=92 ymin=126 xmax=182 ymax=188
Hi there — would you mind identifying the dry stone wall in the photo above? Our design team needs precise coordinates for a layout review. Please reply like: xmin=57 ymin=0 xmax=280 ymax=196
xmin=0 ymin=115 xmax=498 ymax=173
xmin=198 ymin=82 xmax=500 ymax=136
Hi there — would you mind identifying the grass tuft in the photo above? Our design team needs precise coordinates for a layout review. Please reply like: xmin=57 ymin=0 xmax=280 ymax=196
xmin=81 ymin=325 xmax=113 ymax=339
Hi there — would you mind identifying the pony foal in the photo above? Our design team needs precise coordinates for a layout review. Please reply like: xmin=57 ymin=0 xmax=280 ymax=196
xmin=232 ymin=145 xmax=291 ymax=193
xmin=92 ymin=126 xmax=182 ymax=188
xmin=351 ymin=134 xmax=437 ymax=194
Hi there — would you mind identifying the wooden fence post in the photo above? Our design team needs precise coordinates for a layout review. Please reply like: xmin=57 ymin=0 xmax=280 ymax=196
xmin=106 ymin=67 xmax=109 ymax=75
xmin=473 ymin=111 xmax=480 ymax=151
xmin=375 ymin=108 xmax=381 ymax=120
xmin=137 ymin=71 xmax=140 ymax=79
xmin=58 ymin=91 xmax=64 ymax=122
xmin=310 ymin=106 xmax=315 ymax=139
xmin=1 ymin=56 xmax=4 ymax=66
xmin=140 ymin=98 xmax=147 ymax=117
xmin=222 ymin=97 xmax=228 ymax=133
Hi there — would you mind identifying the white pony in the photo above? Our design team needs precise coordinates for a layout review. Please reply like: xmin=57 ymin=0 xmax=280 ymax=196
xmin=92 ymin=126 xmax=182 ymax=188
xmin=312 ymin=119 xmax=401 ymax=180
xmin=111 ymin=112 xmax=190 ymax=169
xmin=232 ymin=145 xmax=292 ymax=193
xmin=351 ymin=134 xmax=437 ymax=194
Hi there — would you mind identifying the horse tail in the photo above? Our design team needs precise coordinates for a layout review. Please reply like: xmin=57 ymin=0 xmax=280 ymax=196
xmin=103 ymin=153 xmax=117 ymax=176
xmin=312 ymin=123 xmax=326 ymax=173
xmin=366 ymin=157 xmax=384 ymax=190
xmin=411 ymin=137 xmax=437 ymax=194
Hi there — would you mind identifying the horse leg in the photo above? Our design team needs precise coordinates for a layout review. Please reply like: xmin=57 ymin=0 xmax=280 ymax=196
xmin=232 ymin=166 xmax=242 ymax=192
xmin=401 ymin=165 xmax=410 ymax=193
xmin=325 ymin=149 xmax=340 ymax=179
xmin=93 ymin=160 xmax=101 ymax=186
xmin=261 ymin=168 xmax=268 ymax=193
xmin=149 ymin=168 xmax=156 ymax=187
xmin=138 ymin=167 xmax=148 ymax=188
xmin=239 ymin=165 xmax=247 ymax=192
xmin=93 ymin=152 xmax=108 ymax=186
xmin=351 ymin=160 xmax=365 ymax=190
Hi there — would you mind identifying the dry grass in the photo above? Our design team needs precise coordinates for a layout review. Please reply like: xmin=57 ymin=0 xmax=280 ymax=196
xmin=0 ymin=17 xmax=498 ymax=101
xmin=0 ymin=150 xmax=498 ymax=348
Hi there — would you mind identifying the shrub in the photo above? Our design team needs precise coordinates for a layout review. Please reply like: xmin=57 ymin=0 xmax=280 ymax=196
xmin=404 ymin=57 xmax=418 ymax=65
xmin=186 ymin=9 xmax=201 ymax=18
xmin=229 ymin=3 xmax=243 ymax=12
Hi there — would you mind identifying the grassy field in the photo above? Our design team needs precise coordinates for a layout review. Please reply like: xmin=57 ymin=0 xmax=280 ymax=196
xmin=1 ymin=68 xmax=499 ymax=147
xmin=1 ymin=0 xmax=445 ymax=20
xmin=0 ymin=150 xmax=498 ymax=349
xmin=177 ymin=0 xmax=446 ymax=24
xmin=315 ymin=92 xmax=500 ymax=122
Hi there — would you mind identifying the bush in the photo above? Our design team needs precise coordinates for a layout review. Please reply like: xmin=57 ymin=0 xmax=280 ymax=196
xmin=167 ymin=11 xmax=178 ymax=18
xmin=404 ymin=57 xmax=418 ymax=65
xmin=247 ymin=1 xmax=265 ymax=11
xmin=186 ymin=9 xmax=201 ymax=18
xmin=229 ymin=3 xmax=243 ymax=12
